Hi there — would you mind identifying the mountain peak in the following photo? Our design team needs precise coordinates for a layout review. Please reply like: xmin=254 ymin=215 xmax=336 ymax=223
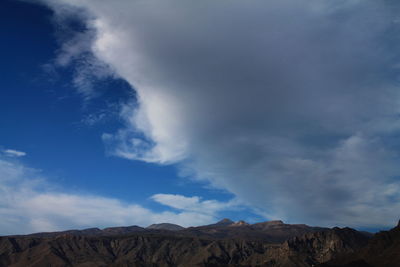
xmin=147 ymin=223 xmax=185 ymax=231
xmin=262 ymin=220 xmax=284 ymax=225
xmin=216 ymin=218 xmax=234 ymax=226
xmin=230 ymin=220 xmax=249 ymax=227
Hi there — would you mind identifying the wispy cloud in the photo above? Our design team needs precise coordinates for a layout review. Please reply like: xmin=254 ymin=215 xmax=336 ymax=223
xmin=2 ymin=149 xmax=26 ymax=157
xmin=40 ymin=3 xmax=116 ymax=100
xmin=0 ymin=157 xmax=236 ymax=235
xmin=151 ymin=194 xmax=241 ymax=217
xmin=38 ymin=0 xmax=400 ymax=228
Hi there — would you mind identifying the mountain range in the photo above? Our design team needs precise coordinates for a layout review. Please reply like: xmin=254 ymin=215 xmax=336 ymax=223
xmin=0 ymin=219 xmax=398 ymax=267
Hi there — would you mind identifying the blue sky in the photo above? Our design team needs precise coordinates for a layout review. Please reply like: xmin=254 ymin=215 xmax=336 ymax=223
xmin=0 ymin=0 xmax=259 ymax=235
xmin=1 ymin=0 xmax=400 ymax=234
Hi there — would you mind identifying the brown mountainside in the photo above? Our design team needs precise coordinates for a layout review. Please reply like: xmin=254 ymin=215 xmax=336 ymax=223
xmin=0 ymin=220 xmax=376 ymax=267
xmin=321 ymin=221 xmax=400 ymax=267
xmin=147 ymin=223 xmax=185 ymax=231
xmin=179 ymin=219 xmax=327 ymax=243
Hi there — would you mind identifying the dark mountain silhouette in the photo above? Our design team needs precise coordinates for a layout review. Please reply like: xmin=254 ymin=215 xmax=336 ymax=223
xmin=147 ymin=223 xmax=185 ymax=231
xmin=214 ymin=218 xmax=235 ymax=226
xmin=0 ymin=219 xmax=397 ymax=267
xmin=18 ymin=225 xmax=146 ymax=238
xmin=102 ymin=226 xmax=146 ymax=235
xmin=179 ymin=219 xmax=327 ymax=243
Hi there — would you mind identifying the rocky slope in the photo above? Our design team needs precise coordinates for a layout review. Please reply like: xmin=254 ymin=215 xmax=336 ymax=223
xmin=0 ymin=220 xmax=373 ymax=267
xmin=282 ymin=227 xmax=369 ymax=266
xmin=320 ymin=221 xmax=400 ymax=267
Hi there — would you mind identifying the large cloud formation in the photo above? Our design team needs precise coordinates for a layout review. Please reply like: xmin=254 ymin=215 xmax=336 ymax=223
xmin=38 ymin=0 xmax=400 ymax=227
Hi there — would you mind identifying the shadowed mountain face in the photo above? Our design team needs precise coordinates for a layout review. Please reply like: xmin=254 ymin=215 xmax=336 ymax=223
xmin=18 ymin=226 xmax=147 ymax=238
xmin=0 ymin=220 xmax=395 ymax=267
xmin=320 ymin=221 xmax=400 ymax=267
xmin=179 ymin=219 xmax=328 ymax=243
xmin=147 ymin=223 xmax=185 ymax=231
xmin=14 ymin=219 xmax=326 ymax=243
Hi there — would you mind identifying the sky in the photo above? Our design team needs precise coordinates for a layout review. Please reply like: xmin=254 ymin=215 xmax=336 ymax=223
xmin=1 ymin=0 xmax=400 ymax=235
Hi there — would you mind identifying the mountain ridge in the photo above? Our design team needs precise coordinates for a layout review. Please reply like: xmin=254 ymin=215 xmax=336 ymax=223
xmin=1 ymin=219 xmax=396 ymax=267
xmin=147 ymin=223 xmax=185 ymax=231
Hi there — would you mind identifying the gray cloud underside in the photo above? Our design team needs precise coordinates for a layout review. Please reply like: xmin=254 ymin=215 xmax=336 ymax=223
xmin=39 ymin=0 xmax=400 ymax=227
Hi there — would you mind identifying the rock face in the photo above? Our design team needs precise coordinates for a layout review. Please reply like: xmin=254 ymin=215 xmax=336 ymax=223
xmin=321 ymin=223 xmax=400 ymax=267
xmin=0 ymin=220 xmax=374 ymax=267
xmin=0 ymin=229 xmax=365 ymax=267
xmin=281 ymin=227 xmax=369 ymax=266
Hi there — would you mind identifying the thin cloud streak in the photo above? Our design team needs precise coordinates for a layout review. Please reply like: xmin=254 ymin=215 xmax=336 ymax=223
xmin=2 ymin=149 xmax=26 ymax=157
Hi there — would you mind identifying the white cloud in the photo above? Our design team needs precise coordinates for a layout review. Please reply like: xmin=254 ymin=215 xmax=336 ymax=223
xmin=2 ymin=149 xmax=26 ymax=157
xmin=102 ymin=101 xmax=187 ymax=163
xmin=151 ymin=194 xmax=240 ymax=216
xmin=37 ymin=0 xmax=400 ymax=228
xmin=0 ymin=157 xmax=235 ymax=235
xmin=41 ymin=2 xmax=116 ymax=99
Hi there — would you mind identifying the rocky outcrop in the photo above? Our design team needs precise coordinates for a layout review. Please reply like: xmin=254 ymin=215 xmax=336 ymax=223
xmin=279 ymin=227 xmax=369 ymax=266
xmin=321 ymin=222 xmax=400 ymax=267
xmin=0 ymin=234 xmax=274 ymax=267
